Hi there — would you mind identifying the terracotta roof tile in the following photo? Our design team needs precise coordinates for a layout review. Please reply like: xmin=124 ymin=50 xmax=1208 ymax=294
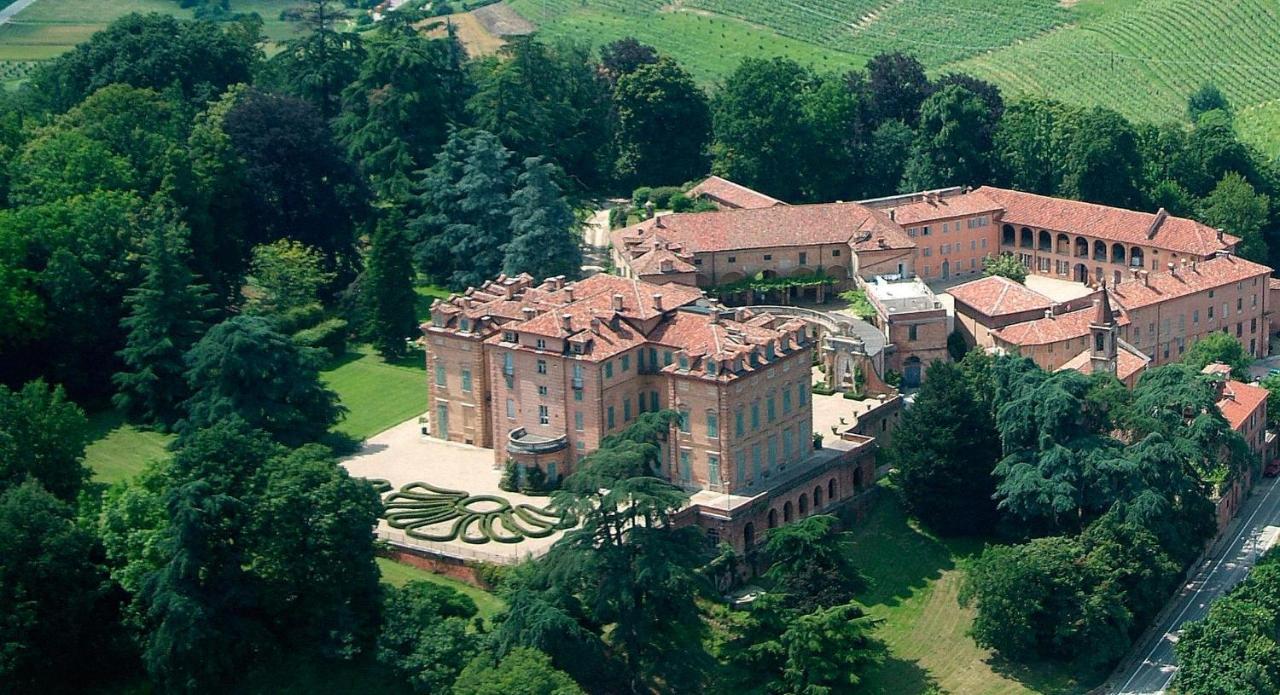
xmin=1217 ymin=380 xmax=1268 ymax=431
xmin=612 ymin=201 xmax=915 ymax=255
xmin=686 ymin=176 xmax=786 ymax=209
xmin=1109 ymin=255 xmax=1272 ymax=310
xmin=948 ymin=276 xmax=1053 ymax=317
xmin=630 ymin=247 xmax=696 ymax=275
xmin=993 ymin=306 xmax=1129 ymax=347
xmin=888 ymin=190 xmax=1003 ymax=225
xmin=976 ymin=186 xmax=1237 ymax=256
xmin=1058 ymin=344 xmax=1149 ymax=382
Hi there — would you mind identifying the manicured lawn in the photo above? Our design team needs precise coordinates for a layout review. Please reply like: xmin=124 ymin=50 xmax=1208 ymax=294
xmin=322 ymin=345 xmax=427 ymax=441
xmin=83 ymin=409 xmax=173 ymax=484
xmin=414 ymin=281 xmax=451 ymax=323
xmin=376 ymin=557 xmax=506 ymax=620
xmin=845 ymin=490 xmax=1097 ymax=695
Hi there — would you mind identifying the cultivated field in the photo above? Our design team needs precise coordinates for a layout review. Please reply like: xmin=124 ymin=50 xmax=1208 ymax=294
xmin=505 ymin=0 xmax=1280 ymax=156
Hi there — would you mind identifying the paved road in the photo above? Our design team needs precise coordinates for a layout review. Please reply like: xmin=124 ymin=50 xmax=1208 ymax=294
xmin=0 ymin=0 xmax=39 ymax=27
xmin=1109 ymin=473 xmax=1280 ymax=694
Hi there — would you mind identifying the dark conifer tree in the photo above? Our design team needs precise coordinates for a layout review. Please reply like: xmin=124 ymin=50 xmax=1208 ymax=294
xmin=113 ymin=218 xmax=216 ymax=429
xmin=503 ymin=157 xmax=582 ymax=282
xmin=365 ymin=211 xmax=419 ymax=358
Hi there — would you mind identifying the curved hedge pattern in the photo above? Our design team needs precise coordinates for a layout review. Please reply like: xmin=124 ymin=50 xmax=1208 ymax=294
xmin=381 ymin=481 xmax=575 ymax=545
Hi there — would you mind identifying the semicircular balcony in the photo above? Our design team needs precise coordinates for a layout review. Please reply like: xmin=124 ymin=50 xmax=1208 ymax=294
xmin=507 ymin=427 xmax=568 ymax=455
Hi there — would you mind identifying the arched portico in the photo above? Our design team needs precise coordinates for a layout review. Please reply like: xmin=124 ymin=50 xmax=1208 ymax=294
xmin=1075 ymin=237 xmax=1089 ymax=258
xmin=1020 ymin=227 xmax=1033 ymax=248
xmin=1002 ymin=224 xmax=1015 ymax=246
xmin=1056 ymin=233 xmax=1070 ymax=255
xmin=1111 ymin=243 xmax=1125 ymax=264
xmin=1038 ymin=230 xmax=1052 ymax=251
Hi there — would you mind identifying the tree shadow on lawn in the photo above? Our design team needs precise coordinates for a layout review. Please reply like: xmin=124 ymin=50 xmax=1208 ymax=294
xmin=861 ymin=655 xmax=943 ymax=695
xmin=985 ymin=653 xmax=1105 ymax=695
xmin=843 ymin=488 xmax=990 ymax=609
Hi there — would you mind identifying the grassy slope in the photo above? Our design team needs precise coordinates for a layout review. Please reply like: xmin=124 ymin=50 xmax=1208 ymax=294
xmin=322 ymin=346 xmax=427 ymax=441
xmin=376 ymin=557 xmax=505 ymax=619
xmin=83 ymin=410 xmax=174 ymax=484
xmin=846 ymin=492 xmax=1096 ymax=695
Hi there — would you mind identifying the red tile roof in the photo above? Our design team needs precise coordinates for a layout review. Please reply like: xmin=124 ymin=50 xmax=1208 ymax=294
xmin=993 ymin=306 xmax=1129 ymax=347
xmin=1058 ymin=344 xmax=1149 ymax=382
xmin=686 ymin=176 xmax=786 ymax=209
xmin=1217 ymin=380 xmax=1268 ymax=431
xmin=1109 ymin=255 xmax=1272 ymax=310
xmin=612 ymin=201 xmax=914 ymax=255
xmin=889 ymin=190 xmax=1003 ymax=225
xmin=948 ymin=276 xmax=1053 ymax=317
xmin=630 ymin=246 xmax=696 ymax=276
xmin=976 ymin=186 xmax=1237 ymax=257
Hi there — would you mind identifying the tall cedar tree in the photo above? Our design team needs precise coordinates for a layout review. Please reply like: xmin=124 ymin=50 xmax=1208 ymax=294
xmin=179 ymin=315 xmax=345 ymax=446
xmin=889 ymin=361 xmax=1000 ymax=535
xmin=266 ymin=0 xmax=365 ymax=118
xmin=364 ymin=211 xmax=419 ymax=358
xmin=113 ymin=220 xmax=216 ymax=429
xmin=611 ymin=57 xmax=710 ymax=187
xmin=0 ymin=380 xmax=90 ymax=500
xmin=413 ymin=130 xmax=515 ymax=290
xmin=503 ymin=157 xmax=582 ymax=282
xmin=336 ymin=28 xmax=470 ymax=200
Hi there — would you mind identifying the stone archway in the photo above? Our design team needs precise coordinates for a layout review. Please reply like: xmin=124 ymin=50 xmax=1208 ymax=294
xmin=1074 ymin=263 xmax=1089 ymax=283
xmin=743 ymin=522 xmax=755 ymax=548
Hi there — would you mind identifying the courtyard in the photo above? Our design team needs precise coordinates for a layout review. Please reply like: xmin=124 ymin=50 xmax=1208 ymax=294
xmin=340 ymin=415 xmax=572 ymax=564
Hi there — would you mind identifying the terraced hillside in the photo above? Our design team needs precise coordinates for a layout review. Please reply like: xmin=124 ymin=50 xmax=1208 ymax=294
xmin=506 ymin=0 xmax=1280 ymax=157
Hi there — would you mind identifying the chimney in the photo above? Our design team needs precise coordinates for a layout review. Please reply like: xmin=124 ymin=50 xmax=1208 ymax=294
xmin=589 ymin=317 xmax=601 ymax=332
xmin=1044 ymin=308 xmax=1054 ymax=320
xmin=565 ymin=285 xmax=575 ymax=302
xmin=889 ymin=209 xmax=896 ymax=221
xmin=521 ymin=307 xmax=537 ymax=320
xmin=1141 ymin=271 xmax=1150 ymax=287
xmin=1168 ymin=261 xmax=1177 ymax=277
xmin=1146 ymin=208 xmax=1169 ymax=239
xmin=612 ymin=293 xmax=624 ymax=311
xmin=561 ymin=313 xmax=573 ymax=332
xmin=652 ymin=293 xmax=663 ymax=311
xmin=1191 ymin=259 xmax=1198 ymax=272
xmin=654 ymin=214 xmax=665 ymax=229
xmin=1217 ymin=228 xmax=1224 ymax=242
xmin=710 ymin=310 xmax=720 ymax=325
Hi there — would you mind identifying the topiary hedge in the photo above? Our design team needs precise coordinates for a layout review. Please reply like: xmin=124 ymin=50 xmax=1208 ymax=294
xmin=380 ymin=482 xmax=575 ymax=545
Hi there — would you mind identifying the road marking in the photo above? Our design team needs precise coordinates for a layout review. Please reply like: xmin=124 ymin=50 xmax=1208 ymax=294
xmin=1118 ymin=474 xmax=1280 ymax=694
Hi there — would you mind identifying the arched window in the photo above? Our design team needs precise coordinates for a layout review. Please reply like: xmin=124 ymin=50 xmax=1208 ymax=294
xmin=1095 ymin=333 xmax=1106 ymax=352
xmin=828 ymin=478 xmax=837 ymax=501
xmin=1020 ymin=227 xmax=1033 ymax=248
xmin=767 ymin=509 xmax=777 ymax=529
xmin=1130 ymin=247 xmax=1144 ymax=268
xmin=799 ymin=494 xmax=809 ymax=515
xmin=1075 ymin=237 xmax=1089 ymax=258
xmin=1038 ymin=230 xmax=1051 ymax=251
xmin=1093 ymin=240 xmax=1107 ymax=261
xmin=1111 ymin=243 xmax=1125 ymax=264
xmin=814 ymin=485 xmax=824 ymax=508
xmin=783 ymin=501 xmax=793 ymax=522
xmin=744 ymin=522 xmax=755 ymax=548
xmin=1002 ymin=224 xmax=1015 ymax=246
xmin=1056 ymin=233 xmax=1070 ymax=255
xmin=854 ymin=467 xmax=864 ymax=490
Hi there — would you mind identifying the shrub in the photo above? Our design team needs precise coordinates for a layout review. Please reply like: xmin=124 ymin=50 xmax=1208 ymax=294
xmin=884 ymin=370 xmax=902 ymax=388
xmin=670 ymin=194 xmax=694 ymax=212
xmin=811 ymin=384 xmax=835 ymax=396
xmin=648 ymin=186 xmax=683 ymax=209
xmin=813 ymin=432 xmax=824 ymax=449
xmin=609 ymin=206 xmax=630 ymax=229
xmin=293 ymin=317 xmax=349 ymax=359
xmin=947 ymin=330 xmax=969 ymax=361
xmin=274 ymin=302 xmax=325 ymax=334
xmin=631 ymin=186 xmax=653 ymax=208
xmin=472 ymin=562 xmax=513 ymax=591
xmin=520 ymin=465 xmax=549 ymax=495
xmin=499 ymin=459 xmax=519 ymax=492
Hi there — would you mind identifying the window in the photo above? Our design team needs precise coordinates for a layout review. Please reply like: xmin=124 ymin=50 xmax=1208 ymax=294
xmin=1209 ymin=289 xmax=1216 ymax=298
xmin=436 ymin=404 xmax=448 ymax=435
xmin=538 ymin=405 xmax=549 ymax=425
xmin=461 ymin=369 xmax=473 ymax=393
xmin=663 ymin=351 xmax=673 ymax=366
xmin=707 ymin=412 xmax=719 ymax=438
xmin=604 ymin=362 xmax=613 ymax=378
xmin=751 ymin=402 xmax=760 ymax=430
xmin=727 ymin=255 xmax=736 ymax=263
xmin=735 ymin=450 xmax=746 ymax=482
xmin=574 ymin=389 xmax=583 ymax=402
xmin=763 ymin=254 xmax=773 ymax=261
xmin=736 ymin=409 xmax=745 ymax=437
xmin=574 ymin=411 xmax=584 ymax=431
xmin=767 ymin=395 xmax=776 ymax=422
xmin=922 ymin=226 xmax=931 ymax=236
xmin=537 ymin=385 xmax=548 ymax=396
xmin=535 ymin=338 xmax=546 ymax=350
xmin=798 ymin=383 xmax=807 ymax=406
xmin=783 ymin=429 xmax=793 ymax=462
xmin=1238 ymin=322 xmax=1244 ymax=337
xmin=435 ymin=364 xmax=446 ymax=387
xmin=624 ymin=400 xmax=632 ymax=422
xmin=1238 ymin=297 xmax=1244 ymax=311
xmin=693 ymin=258 xmax=702 ymax=266
xmin=650 ymin=391 xmax=659 ymax=412
xmin=679 ymin=450 xmax=691 ymax=483
xmin=679 ymin=409 xmax=690 ymax=433
xmin=832 ymin=249 xmax=841 ymax=257
xmin=506 ymin=399 xmax=515 ymax=419
xmin=1193 ymin=309 xmax=1200 ymax=325
xmin=638 ymin=393 xmax=646 ymax=413
xmin=799 ymin=252 xmax=807 ymax=265
xmin=536 ymin=360 xmax=547 ymax=375
xmin=922 ymin=248 xmax=931 ymax=257
xmin=1252 ymin=318 xmax=1258 ymax=333
xmin=621 ymin=355 xmax=630 ymax=372
xmin=752 ymin=444 xmax=762 ymax=479
xmin=782 ymin=389 xmax=792 ymax=414
xmin=607 ymin=406 xmax=615 ymax=429
xmin=503 ymin=331 xmax=516 ymax=342
xmin=678 ymin=353 xmax=689 ymax=370
xmin=1209 ymin=305 xmax=1215 ymax=319
xmin=708 ymin=455 xmax=721 ymax=486
xmin=908 ymin=325 xmax=918 ymax=341
xmin=981 ymin=238 xmax=987 ymax=249
xmin=767 ymin=436 xmax=778 ymax=468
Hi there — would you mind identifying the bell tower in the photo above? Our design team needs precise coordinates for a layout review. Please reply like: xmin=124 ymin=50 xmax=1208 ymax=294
xmin=1089 ymin=286 xmax=1118 ymax=376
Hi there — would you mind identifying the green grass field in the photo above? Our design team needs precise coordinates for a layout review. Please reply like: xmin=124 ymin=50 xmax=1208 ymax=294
xmin=845 ymin=491 xmax=1097 ymax=695
xmin=83 ymin=409 xmax=174 ymax=484
xmin=322 ymin=345 xmax=427 ymax=441
xmin=505 ymin=0 xmax=1280 ymax=157
xmin=376 ymin=557 xmax=505 ymax=619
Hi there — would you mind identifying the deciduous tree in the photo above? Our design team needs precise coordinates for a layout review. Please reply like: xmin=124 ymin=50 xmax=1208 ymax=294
xmin=0 ymin=380 xmax=89 ymax=500
xmin=612 ymin=57 xmax=710 ymax=187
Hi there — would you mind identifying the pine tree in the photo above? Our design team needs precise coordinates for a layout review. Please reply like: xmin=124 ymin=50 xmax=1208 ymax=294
xmin=112 ymin=219 xmax=216 ymax=429
xmin=365 ymin=212 xmax=419 ymax=358
xmin=503 ymin=157 xmax=582 ymax=282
